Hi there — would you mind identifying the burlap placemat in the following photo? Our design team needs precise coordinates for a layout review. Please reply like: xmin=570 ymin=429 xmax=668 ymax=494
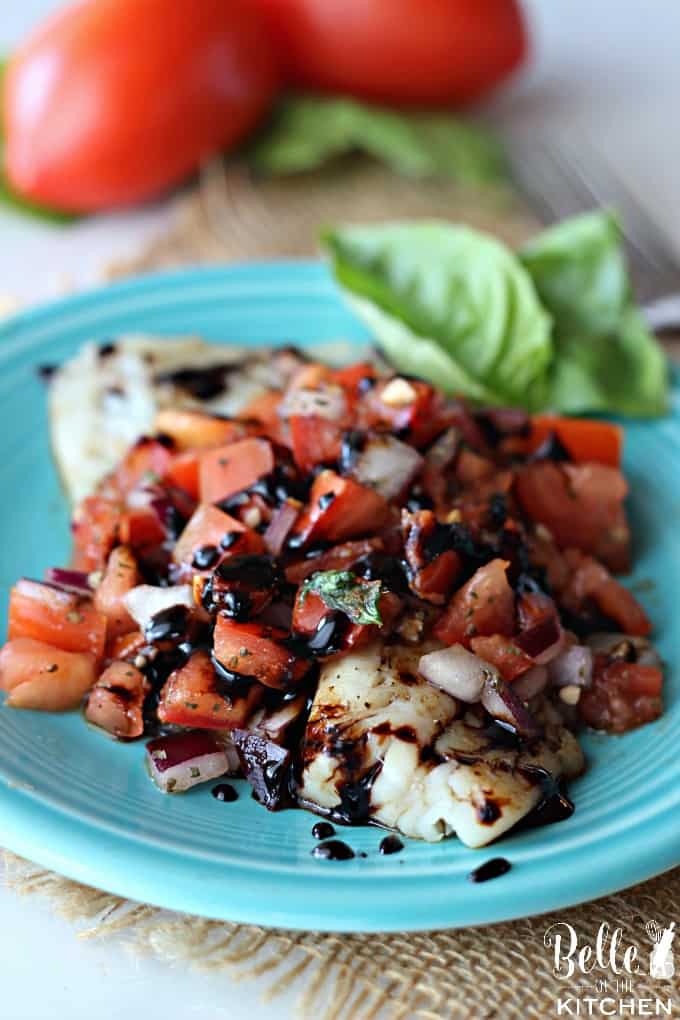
xmin=3 ymin=160 xmax=679 ymax=1019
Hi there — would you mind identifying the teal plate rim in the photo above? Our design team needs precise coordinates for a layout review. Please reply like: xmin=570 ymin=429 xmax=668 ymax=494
xmin=0 ymin=261 xmax=678 ymax=933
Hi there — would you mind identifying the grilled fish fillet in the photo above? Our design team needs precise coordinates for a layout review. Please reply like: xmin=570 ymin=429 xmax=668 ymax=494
xmin=48 ymin=335 xmax=362 ymax=504
xmin=299 ymin=642 xmax=584 ymax=847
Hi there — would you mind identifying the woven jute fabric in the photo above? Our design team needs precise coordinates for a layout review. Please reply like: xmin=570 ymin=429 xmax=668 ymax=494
xmin=4 ymin=160 xmax=679 ymax=1019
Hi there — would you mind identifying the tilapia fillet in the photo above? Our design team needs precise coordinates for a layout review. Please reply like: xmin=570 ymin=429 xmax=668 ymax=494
xmin=299 ymin=642 xmax=584 ymax=847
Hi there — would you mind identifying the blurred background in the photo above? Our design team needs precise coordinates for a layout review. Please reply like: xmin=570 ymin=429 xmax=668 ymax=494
xmin=1 ymin=0 xmax=679 ymax=302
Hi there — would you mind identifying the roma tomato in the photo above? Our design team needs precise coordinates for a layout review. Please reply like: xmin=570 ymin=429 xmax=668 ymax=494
xmin=253 ymin=0 xmax=527 ymax=107
xmin=4 ymin=0 xmax=279 ymax=212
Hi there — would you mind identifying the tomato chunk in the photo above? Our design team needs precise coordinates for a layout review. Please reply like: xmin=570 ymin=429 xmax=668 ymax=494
xmin=289 ymin=415 xmax=344 ymax=472
xmin=157 ymin=649 xmax=263 ymax=729
xmin=9 ymin=579 xmax=107 ymax=659
xmin=173 ymin=503 xmax=264 ymax=566
xmin=435 ymin=559 xmax=515 ymax=647
xmin=529 ymin=416 xmax=622 ymax=467
xmin=213 ymin=618 xmax=306 ymax=690
xmin=292 ymin=587 xmax=401 ymax=656
xmin=163 ymin=451 xmax=200 ymax=500
xmin=119 ymin=507 xmax=167 ymax=550
xmin=115 ymin=437 xmax=174 ymax=495
xmin=560 ymin=551 xmax=651 ymax=637
xmin=71 ymin=495 xmax=122 ymax=572
xmin=0 ymin=638 xmax=96 ymax=710
xmin=580 ymin=657 xmax=663 ymax=733
xmin=94 ymin=546 xmax=141 ymax=640
xmin=154 ymin=409 xmax=246 ymax=451
xmin=291 ymin=470 xmax=389 ymax=547
xmin=515 ymin=461 xmax=630 ymax=573
xmin=469 ymin=635 xmax=534 ymax=682
xmin=85 ymin=661 xmax=149 ymax=738
xmin=199 ymin=437 xmax=275 ymax=504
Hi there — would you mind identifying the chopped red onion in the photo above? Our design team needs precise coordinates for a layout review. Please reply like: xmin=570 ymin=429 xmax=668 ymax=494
xmin=424 ymin=427 xmax=460 ymax=472
xmin=549 ymin=645 xmax=593 ymax=688
xmin=264 ymin=501 xmax=299 ymax=556
xmin=481 ymin=676 xmax=541 ymax=740
xmin=146 ymin=731 xmax=238 ymax=793
xmin=124 ymin=584 xmax=194 ymax=631
xmin=280 ymin=383 xmax=347 ymax=421
xmin=513 ymin=664 xmax=549 ymax=701
xmin=44 ymin=568 xmax=93 ymax=596
xmin=252 ymin=694 xmax=307 ymax=743
xmin=418 ymin=645 xmax=496 ymax=703
xmin=354 ymin=435 xmax=424 ymax=500
xmin=231 ymin=730 xmax=292 ymax=810
xmin=516 ymin=615 xmax=562 ymax=662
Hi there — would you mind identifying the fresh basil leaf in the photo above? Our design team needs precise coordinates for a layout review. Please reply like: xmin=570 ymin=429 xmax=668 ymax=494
xmin=301 ymin=570 xmax=383 ymax=626
xmin=323 ymin=212 xmax=669 ymax=418
xmin=249 ymin=95 xmax=506 ymax=187
xmin=520 ymin=211 xmax=668 ymax=417
xmin=322 ymin=221 xmax=553 ymax=408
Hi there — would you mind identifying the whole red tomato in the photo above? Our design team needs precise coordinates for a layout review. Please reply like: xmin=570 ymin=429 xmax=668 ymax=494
xmin=4 ymin=0 xmax=279 ymax=212
xmin=253 ymin=0 xmax=527 ymax=107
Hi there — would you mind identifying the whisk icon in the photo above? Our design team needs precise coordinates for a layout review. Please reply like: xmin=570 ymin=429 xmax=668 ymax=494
xmin=646 ymin=920 xmax=676 ymax=979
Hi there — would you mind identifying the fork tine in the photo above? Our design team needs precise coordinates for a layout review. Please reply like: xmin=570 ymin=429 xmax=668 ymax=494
xmin=546 ymin=136 xmax=680 ymax=293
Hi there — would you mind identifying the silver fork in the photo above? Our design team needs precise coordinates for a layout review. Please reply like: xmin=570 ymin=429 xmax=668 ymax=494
xmin=504 ymin=132 xmax=680 ymax=331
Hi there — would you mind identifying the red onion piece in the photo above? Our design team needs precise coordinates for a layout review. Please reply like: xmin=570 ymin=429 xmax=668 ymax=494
xmin=252 ymin=694 xmax=307 ymax=743
xmin=231 ymin=730 xmax=292 ymax=810
xmin=44 ymin=568 xmax=93 ymax=596
xmin=513 ymin=664 xmax=549 ymax=701
xmin=481 ymin=676 xmax=542 ymax=740
xmin=549 ymin=645 xmax=593 ymax=688
xmin=124 ymin=584 xmax=194 ymax=631
xmin=515 ymin=615 xmax=562 ymax=661
xmin=424 ymin=427 xmax=460 ymax=472
xmin=264 ymin=501 xmax=299 ymax=556
xmin=146 ymin=731 xmax=238 ymax=793
xmin=354 ymin=435 xmax=423 ymax=500
xmin=419 ymin=645 xmax=496 ymax=703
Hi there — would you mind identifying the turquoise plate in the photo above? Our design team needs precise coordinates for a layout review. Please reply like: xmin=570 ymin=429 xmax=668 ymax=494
xmin=0 ymin=263 xmax=678 ymax=932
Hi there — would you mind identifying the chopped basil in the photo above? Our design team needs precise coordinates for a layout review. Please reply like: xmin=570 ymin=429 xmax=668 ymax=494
xmin=301 ymin=569 xmax=383 ymax=626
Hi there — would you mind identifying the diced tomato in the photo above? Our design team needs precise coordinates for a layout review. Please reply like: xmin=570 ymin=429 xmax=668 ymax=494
xmin=333 ymin=361 xmax=377 ymax=404
xmin=8 ymin=579 xmax=107 ymax=659
xmin=238 ymin=389 xmax=287 ymax=445
xmin=285 ymin=538 xmax=384 ymax=584
xmin=157 ymin=649 xmax=263 ymax=729
xmin=94 ymin=546 xmax=141 ymax=639
xmin=199 ymin=437 xmax=275 ymax=504
xmin=173 ymin=503 xmax=264 ymax=566
xmin=71 ymin=494 xmax=122 ymax=572
xmin=119 ymin=507 xmax=167 ymax=550
xmin=289 ymin=415 xmax=344 ymax=472
xmin=292 ymin=586 xmax=401 ymax=655
xmin=362 ymin=378 xmax=442 ymax=447
xmin=84 ymin=661 xmax=149 ymax=738
xmin=469 ymin=634 xmax=534 ymax=681
xmin=291 ymin=470 xmax=389 ymax=547
xmin=515 ymin=461 xmax=631 ymax=573
xmin=560 ymin=551 xmax=651 ymax=637
xmin=213 ymin=618 xmax=307 ymax=690
xmin=579 ymin=657 xmax=662 ymax=733
xmin=115 ymin=437 xmax=174 ymax=495
xmin=402 ymin=509 xmax=462 ymax=604
xmin=154 ymin=409 xmax=246 ymax=451
xmin=163 ymin=451 xmax=200 ymax=500
xmin=108 ymin=629 xmax=145 ymax=662
xmin=0 ymin=638 xmax=96 ymax=710
xmin=528 ymin=416 xmax=623 ymax=467
xmin=456 ymin=447 xmax=496 ymax=486
xmin=434 ymin=558 xmax=515 ymax=647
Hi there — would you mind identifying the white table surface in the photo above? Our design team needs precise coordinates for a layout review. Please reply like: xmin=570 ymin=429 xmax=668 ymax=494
xmin=1 ymin=2 xmax=680 ymax=1018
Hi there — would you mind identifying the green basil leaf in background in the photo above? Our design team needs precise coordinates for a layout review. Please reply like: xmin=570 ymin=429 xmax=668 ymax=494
xmin=322 ymin=220 xmax=553 ymax=408
xmin=0 ymin=58 xmax=79 ymax=224
xmin=520 ymin=211 xmax=668 ymax=416
xmin=323 ymin=213 xmax=668 ymax=418
xmin=300 ymin=570 xmax=383 ymax=626
xmin=249 ymin=95 xmax=507 ymax=187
